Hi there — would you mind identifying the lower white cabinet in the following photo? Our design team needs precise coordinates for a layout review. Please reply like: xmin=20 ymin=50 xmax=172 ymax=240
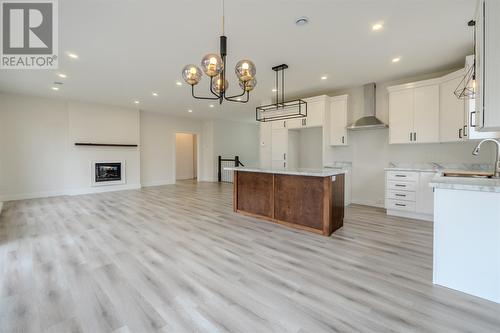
xmin=385 ymin=170 xmax=436 ymax=221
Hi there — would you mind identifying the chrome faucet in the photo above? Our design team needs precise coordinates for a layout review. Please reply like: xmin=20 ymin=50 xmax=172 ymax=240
xmin=472 ymin=139 xmax=500 ymax=178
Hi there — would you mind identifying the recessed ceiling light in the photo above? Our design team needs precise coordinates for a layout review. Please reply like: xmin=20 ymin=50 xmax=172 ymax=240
xmin=295 ymin=17 xmax=309 ymax=26
xmin=176 ymin=81 xmax=182 ymax=86
xmin=272 ymin=88 xmax=277 ymax=92
xmin=392 ymin=57 xmax=401 ymax=63
xmin=188 ymin=109 xmax=193 ymax=113
xmin=321 ymin=76 xmax=327 ymax=80
xmin=134 ymin=100 xmax=140 ymax=104
xmin=372 ymin=23 xmax=383 ymax=31
xmin=152 ymin=92 xmax=158 ymax=97
xmin=58 ymin=73 xmax=67 ymax=78
xmin=51 ymin=87 xmax=59 ymax=91
xmin=209 ymin=104 xmax=214 ymax=108
xmin=66 ymin=52 xmax=79 ymax=59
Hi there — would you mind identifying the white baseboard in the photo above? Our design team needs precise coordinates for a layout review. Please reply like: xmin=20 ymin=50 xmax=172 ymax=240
xmin=351 ymin=199 xmax=385 ymax=208
xmin=141 ymin=180 xmax=173 ymax=187
xmin=0 ymin=184 xmax=142 ymax=202
xmin=66 ymin=183 xmax=142 ymax=196
xmin=387 ymin=209 xmax=433 ymax=222
xmin=0 ymin=189 xmax=68 ymax=202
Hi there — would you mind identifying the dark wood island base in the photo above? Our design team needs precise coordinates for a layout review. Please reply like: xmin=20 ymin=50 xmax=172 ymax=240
xmin=232 ymin=170 xmax=345 ymax=236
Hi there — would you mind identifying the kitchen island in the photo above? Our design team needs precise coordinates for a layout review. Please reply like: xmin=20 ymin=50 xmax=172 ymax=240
xmin=225 ymin=167 xmax=345 ymax=236
xmin=430 ymin=174 xmax=500 ymax=303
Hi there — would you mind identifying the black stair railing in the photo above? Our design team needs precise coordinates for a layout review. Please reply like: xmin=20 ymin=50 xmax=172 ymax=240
xmin=218 ymin=156 xmax=244 ymax=182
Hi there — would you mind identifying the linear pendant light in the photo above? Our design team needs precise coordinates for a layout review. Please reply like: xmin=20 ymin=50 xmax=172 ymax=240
xmin=256 ymin=64 xmax=307 ymax=122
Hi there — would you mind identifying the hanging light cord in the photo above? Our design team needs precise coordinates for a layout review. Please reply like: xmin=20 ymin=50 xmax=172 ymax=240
xmin=222 ymin=0 xmax=225 ymax=35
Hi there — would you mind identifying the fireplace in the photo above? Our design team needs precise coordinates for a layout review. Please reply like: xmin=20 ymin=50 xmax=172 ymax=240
xmin=92 ymin=161 xmax=126 ymax=186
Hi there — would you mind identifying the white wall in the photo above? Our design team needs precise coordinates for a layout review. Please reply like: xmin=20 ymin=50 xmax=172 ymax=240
xmin=67 ymin=102 xmax=141 ymax=194
xmin=0 ymin=93 xmax=69 ymax=200
xmin=324 ymin=71 xmax=495 ymax=207
xmin=212 ymin=119 xmax=259 ymax=176
xmin=297 ymin=127 xmax=323 ymax=169
xmin=0 ymin=93 xmax=142 ymax=201
xmin=140 ymin=111 xmax=212 ymax=186
xmin=175 ymin=133 xmax=195 ymax=180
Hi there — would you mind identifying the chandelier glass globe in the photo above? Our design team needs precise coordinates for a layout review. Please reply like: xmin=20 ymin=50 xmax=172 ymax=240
xmin=212 ymin=76 xmax=229 ymax=93
xmin=235 ymin=59 xmax=256 ymax=82
xmin=201 ymin=54 xmax=223 ymax=77
xmin=239 ymin=78 xmax=257 ymax=92
xmin=182 ymin=65 xmax=202 ymax=85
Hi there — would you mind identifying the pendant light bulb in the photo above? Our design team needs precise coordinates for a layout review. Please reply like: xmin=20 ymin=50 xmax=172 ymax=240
xmin=182 ymin=64 xmax=202 ymax=85
xmin=235 ymin=59 xmax=256 ymax=82
xmin=201 ymin=53 xmax=223 ymax=77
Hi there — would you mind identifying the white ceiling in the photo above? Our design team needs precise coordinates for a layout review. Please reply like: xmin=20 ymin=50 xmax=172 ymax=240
xmin=0 ymin=0 xmax=476 ymax=122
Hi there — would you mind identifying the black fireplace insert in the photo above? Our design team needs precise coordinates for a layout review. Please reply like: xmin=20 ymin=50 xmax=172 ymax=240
xmin=95 ymin=163 xmax=122 ymax=182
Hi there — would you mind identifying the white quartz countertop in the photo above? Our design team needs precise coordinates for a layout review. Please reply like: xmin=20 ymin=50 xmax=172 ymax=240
xmin=430 ymin=175 xmax=500 ymax=193
xmin=385 ymin=162 xmax=441 ymax=172
xmin=224 ymin=167 xmax=345 ymax=177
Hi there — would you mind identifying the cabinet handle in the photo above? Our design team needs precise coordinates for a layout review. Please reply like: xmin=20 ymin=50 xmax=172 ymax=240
xmin=395 ymin=175 xmax=407 ymax=177
xmin=283 ymin=153 xmax=286 ymax=160
xmin=459 ymin=128 xmax=463 ymax=139
xmin=470 ymin=111 xmax=477 ymax=128
xmin=395 ymin=184 xmax=406 ymax=187
xmin=342 ymin=136 xmax=344 ymax=144
xmin=283 ymin=121 xmax=286 ymax=128
xmin=395 ymin=203 xmax=406 ymax=207
xmin=395 ymin=194 xmax=406 ymax=197
xmin=410 ymin=132 xmax=413 ymax=142
xmin=414 ymin=132 xmax=417 ymax=142
xmin=463 ymin=125 xmax=468 ymax=137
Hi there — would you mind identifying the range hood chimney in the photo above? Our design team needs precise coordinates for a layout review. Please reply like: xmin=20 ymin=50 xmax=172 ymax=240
xmin=347 ymin=83 xmax=388 ymax=130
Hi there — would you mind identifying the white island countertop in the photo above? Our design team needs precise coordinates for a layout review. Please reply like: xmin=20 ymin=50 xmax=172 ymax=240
xmin=224 ymin=166 xmax=345 ymax=177
xmin=430 ymin=174 xmax=500 ymax=193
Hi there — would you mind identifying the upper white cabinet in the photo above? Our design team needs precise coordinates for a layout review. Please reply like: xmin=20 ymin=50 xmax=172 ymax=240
xmin=329 ymin=95 xmax=348 ymax=146
xmin=388 ymin=79 xmax=440 ymax=144
xmin=465 ymin=55 xmax=500 ymax=139
xmin=440 ymin=69 xmax=466 ymax=142
xmin=475 ymin=0 xmax=500 ymax=132
xmin=413 ymin=85 xmax=440 ymax=143
xmin=304 ymin=96 xmax=327 ymax=128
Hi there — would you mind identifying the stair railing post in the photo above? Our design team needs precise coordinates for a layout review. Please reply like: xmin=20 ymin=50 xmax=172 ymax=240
xmin=218 ymin=156 xmax=222 ymax=182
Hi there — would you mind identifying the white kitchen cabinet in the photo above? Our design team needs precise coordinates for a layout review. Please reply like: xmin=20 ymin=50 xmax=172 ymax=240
xmin=414 ymin=85 xmax=440 ymax=143
xmin=416 ymin=172 xmax=435 ymax=215
xmin=475 ymin=0 xmax=500 ymax=132
xmin=388 ymin=79 xmax=440 ymax=144
xmin=388 ymin=89 xmax=414 ymax=144
xmin=440 ymin=69 xmax=466 ymax=142
xmin=259 ymin=122 xmax=272 ymax=168
xmin=271 ymin=128 xmax=288 ymax=168
xmin=385 ymin=170 xmax=436 ymax=221
xmin=464 ymin=55 xmax=500 ymax=140
xmin=271 ymin=120 xmax=288 ymax=130
xmin=303 ymin=95 xmax=327 ymax=128
xmin=329 ymin=95 xmax=348 ymax=146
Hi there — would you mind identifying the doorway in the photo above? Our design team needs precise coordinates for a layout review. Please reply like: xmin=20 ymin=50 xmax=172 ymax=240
xmin=175 ymin=133 xmax=197 ymax=181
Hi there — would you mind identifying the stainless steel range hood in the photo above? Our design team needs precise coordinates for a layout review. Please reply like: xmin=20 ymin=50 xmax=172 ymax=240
xmin=347 ymin=83 xmax=388 ymax=130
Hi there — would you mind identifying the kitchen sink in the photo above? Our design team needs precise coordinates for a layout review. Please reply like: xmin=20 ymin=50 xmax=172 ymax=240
xmin=443 ymin=171 xmax=498 ymax=179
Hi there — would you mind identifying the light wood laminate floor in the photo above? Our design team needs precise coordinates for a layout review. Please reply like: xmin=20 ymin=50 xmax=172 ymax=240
xmin=0 ymin=181 xmax=499 ymax=333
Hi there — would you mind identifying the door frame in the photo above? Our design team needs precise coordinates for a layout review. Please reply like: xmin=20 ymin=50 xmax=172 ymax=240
xmin=173 ymin=131 xmax=201 ymax=182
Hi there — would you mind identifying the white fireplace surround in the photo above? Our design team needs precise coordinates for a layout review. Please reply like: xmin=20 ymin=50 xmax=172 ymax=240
xmin=91 ymin=160 xmax=126 ymax=186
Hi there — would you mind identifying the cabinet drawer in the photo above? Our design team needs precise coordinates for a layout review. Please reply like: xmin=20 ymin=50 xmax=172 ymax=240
xmin=387 ymin=171 xmax=418 ymax=182
xmin=386 ymin=199 xmax=416 ymax=212
xmin=387 ymin=190 xmax=416 ymax=202
xmin=387 ymin=180 xmax=416 ymax=192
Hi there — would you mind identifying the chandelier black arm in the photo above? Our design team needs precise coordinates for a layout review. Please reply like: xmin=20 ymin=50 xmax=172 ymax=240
xmin=225 ymin=91 xmax=250 ymax=103
xmin=225 ymin=81 xmax=248 ymax=100
xmin=191 ymin=84 xmax=220 ymax=100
